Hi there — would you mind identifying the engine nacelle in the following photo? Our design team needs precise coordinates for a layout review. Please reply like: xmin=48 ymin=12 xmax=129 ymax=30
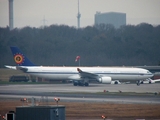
xmin=98 ymin=77 xmax=112 ymax=84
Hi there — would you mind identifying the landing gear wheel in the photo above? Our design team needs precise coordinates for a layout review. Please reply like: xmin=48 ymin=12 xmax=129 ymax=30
xmin=84 ymin=82 xmax=89 ymax=86
xmin=115 ymin=81 xmax=118 ymax=84
xmin=78 ymin=82 xmax=84 ymax=86
xmin=73 ymin=82 xmax=78 ymax=86
xmin=136 ymin=80 xmax=140 ymax=86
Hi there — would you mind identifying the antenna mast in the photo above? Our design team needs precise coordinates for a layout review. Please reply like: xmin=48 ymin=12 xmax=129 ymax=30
xmin=77 ymin=0 xmax=81 ymax=28
xmin=42 ymin=16 xmax=47 ymax=26
xmin=42 ymin=16 xmax=47 ymax=27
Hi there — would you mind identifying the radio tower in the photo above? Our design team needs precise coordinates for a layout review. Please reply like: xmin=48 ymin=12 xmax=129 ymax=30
xmin=8 ymin=0 xmax=14 ymax=30
xmin=77 ymin=0 xmax=81 ymax=29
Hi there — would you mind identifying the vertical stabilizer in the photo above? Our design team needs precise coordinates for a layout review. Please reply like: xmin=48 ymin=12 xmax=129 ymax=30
xmin=10 ymin=46 xmax=35 ymax=66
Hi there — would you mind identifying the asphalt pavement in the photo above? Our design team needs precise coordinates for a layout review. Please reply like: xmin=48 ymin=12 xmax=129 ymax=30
xmin=0 ymin=83 xmax=160 ymax=104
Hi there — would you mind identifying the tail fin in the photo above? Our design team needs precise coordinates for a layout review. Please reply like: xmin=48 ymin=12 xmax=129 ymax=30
xmin=10 ymin=46 xmax=35 ymax=66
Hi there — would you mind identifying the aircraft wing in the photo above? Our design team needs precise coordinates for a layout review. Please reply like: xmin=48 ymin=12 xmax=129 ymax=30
xmin=143 ymin=78 xmax=160 ymax=84
xmin=77 ymin=68 xmax=99 ymax=79
xmin=153 ymin=79 xmax=160 ymax=82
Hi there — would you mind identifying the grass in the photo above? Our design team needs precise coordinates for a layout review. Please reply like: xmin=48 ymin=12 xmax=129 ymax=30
xmin=0 ymin=68 xmax=26 ymax=81
xmin=0 ymin=81 xmax=49 ymax=85
xmin=0 ymin=99 xmax=160 ymax=119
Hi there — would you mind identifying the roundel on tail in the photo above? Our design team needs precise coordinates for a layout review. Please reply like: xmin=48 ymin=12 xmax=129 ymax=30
xmin=14 ymin=54 xmax=24 ymax=65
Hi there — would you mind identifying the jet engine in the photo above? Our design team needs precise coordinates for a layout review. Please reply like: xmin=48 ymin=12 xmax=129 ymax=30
xmin=98 ymin=77 xmax=112 ymax=84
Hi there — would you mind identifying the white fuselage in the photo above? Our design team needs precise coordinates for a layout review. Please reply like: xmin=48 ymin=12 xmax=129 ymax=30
xmin=23 ymin=66 xmax=153 ymax=81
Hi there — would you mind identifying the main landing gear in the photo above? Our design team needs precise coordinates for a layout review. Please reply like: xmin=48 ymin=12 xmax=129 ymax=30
xmin=137 ymin=80 xmax=140 ymax=86
xmin=136 ymin=80 xmax=143 ymax=86
xmin=73 ymin=81 xmax=89 ymax=86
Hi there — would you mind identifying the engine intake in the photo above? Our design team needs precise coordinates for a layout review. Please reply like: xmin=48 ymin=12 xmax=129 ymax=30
xmin=98 ymin=77 xmax=112 ymax=84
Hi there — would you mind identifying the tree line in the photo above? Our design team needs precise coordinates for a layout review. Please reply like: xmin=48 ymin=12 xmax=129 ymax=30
xmin=0 ymin=23 xmax=160 ymax=68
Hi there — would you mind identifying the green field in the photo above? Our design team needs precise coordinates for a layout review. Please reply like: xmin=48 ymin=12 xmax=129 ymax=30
xmin=0 ymin=68 xmax=27 ymax=81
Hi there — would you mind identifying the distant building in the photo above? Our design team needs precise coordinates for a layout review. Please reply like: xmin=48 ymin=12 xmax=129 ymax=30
xmin=95 ymin=12 xmax=126 ymax=28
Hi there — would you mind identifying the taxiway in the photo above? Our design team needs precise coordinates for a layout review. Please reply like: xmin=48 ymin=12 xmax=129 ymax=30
xmin=0 ymin=83 xmax=160 ymax=104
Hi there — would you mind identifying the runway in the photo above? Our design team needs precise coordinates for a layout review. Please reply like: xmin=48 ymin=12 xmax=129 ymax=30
xmin=0 ymin=83 xmax=160 ymax=104
xmin=0 ymin=83 xmax=160 ymax=93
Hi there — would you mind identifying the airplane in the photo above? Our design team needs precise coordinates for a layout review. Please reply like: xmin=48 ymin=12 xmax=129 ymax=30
xmin=5 ymin=46 xmax=154 ymax=86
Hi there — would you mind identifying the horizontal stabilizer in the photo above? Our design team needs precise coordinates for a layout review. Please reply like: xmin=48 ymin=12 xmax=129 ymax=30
xmin=5 ymin=65 xmax=17 ymax=70
xmin=16 ymin=66 xmax=28 ymax=72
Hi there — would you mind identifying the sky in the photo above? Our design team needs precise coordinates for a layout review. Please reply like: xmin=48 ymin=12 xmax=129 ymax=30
xmin=0 ymin=0 xmax=160 ymax=28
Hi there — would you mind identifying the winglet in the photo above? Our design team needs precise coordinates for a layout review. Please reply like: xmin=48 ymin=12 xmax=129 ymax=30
xmin=10 ymin=46 xmax=35 ymax=66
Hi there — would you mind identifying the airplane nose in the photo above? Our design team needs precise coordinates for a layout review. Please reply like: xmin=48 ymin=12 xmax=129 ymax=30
xmin=149 ymin=72 xmax=153 ymax=77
